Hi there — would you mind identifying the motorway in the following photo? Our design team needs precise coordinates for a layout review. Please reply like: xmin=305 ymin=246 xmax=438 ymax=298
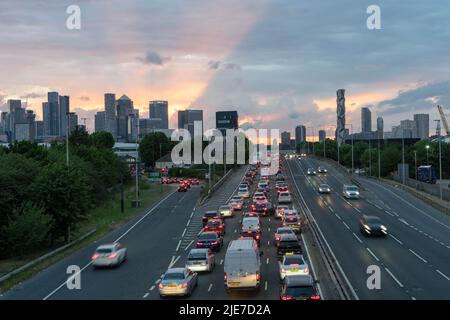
xmin=286 ymin=156 xmax=450 ymax=300
xmin=2 ymin=156 xmax=449 ymax=300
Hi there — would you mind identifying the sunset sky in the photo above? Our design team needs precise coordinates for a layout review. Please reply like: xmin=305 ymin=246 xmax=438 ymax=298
xmin=1 ymin=0 xmax=450 ymax=136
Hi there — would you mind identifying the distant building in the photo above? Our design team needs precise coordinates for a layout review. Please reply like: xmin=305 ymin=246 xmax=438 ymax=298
xmin=68 ymin=112 xmax=78 ymax=134
xmin=59 ymin=95 xmax=70 ymax=137
xmin=128 ymin=109 xmax=139 ymax=142
xmin=361 ymin=107 xmax=372 ymax=133
xmin=377 ymin=116 xmax=384 ymax=139
xmin=281 ymin=131 xmax=291 ymax=149
xmin=36 ymin=120 xmax=44 ymax=138
xmin=104 ymin=93 xmax=117 ymax=140
xmin=116 ymin=95 xmax=134 ymax=142
xmin=47 ymin=92 xmax=60 ymax=136
xmin=216 ymin=111 xmax=238 ymax=135
xmin=149 ymin=100 xmax=169 ymax=129
xmin=318 ymin=130 xmax=326 ymax=142
xmin=178 ymin=109 xmax=203 ymax=137
xmin=95 ymin=111 xmax=106 ymax=132
xmin=295 ymin=125 xmax=306 ymax=147
xmin=414 ymin=114 xmax=429 ymax=140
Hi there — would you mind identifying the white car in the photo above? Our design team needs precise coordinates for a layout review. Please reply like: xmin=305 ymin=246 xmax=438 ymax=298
xmin=219 ymin=204 xmax=234 ymax=217
xmin=185 ymin=248 xmax=215 ymax=272
xmin=238 ymin=187 xmax=250 ymax=198
xmin=279 ymin=254 xmax=309 ymax=280
xmin=318 ymin=184 xmax=331 ymax=194
xmin=275 ymin=205 xmax=290 ymax=219
xmin=252 ymin=192 xmax=266 ymax=202
xmin=278 ymin=191 xmax=292 ymax=204
xmin=91 ymin=243 xmax=127 ymax=268
xmin=229 ymin=195 xmax=244 ymax=210
xmin=343 ymin=185 xmax=360 ymax=199
xmin=317 ymin=166 xmax=327 ymax=173
xmin=307 ymin=168 xmax=317 ymax=175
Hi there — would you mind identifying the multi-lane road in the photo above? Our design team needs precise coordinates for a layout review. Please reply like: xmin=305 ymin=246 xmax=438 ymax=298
xmin=2 ymin=155 xmax=449 ymax=300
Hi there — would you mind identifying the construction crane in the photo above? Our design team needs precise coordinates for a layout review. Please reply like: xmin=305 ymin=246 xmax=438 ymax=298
xmin=436 ymin=105 xmax=450 ymax=136
xmin=434 ymin=119 xmax=441 ymax=137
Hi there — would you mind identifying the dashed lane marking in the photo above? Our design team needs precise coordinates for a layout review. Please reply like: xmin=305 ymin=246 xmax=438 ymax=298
xmin=409 ymin=249 xmax=428 ymax=264
xmin=384 ymin=267 xmax=404 ymax=288
xmin=366 ymin=248 xmax=380 ymax=262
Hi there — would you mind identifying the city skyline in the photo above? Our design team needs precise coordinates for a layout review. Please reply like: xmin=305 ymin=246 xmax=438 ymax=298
xmin=1 ymin=1 xmax=450 ymax=133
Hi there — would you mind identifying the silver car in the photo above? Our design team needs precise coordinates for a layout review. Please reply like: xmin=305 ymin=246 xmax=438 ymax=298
xmin=185 ymin=248 xmax=215 ymax=272
xmin=238 ymin=187 xmax=250 ymax=198
xmin=343 ymin=184 xmax=360 ymax=199
xmin=229 ymin=195 xmax=244 ymax=210
xmin=159 ymin=267 xmax=198 ymax=297
xmin=318 ymin=184 xmax=331 ymax=194
xmin=91 ymin=243 xmax=127 ymax=268
xmin=275 ymin=205 xmax=290 ymax=219
xmin=307 ymin=168 xmax=317 ymax=175
xmin=279 ymin=254 xmax=310 ymax=280
xmin=219 ymin=204 xmax=234 ymax=218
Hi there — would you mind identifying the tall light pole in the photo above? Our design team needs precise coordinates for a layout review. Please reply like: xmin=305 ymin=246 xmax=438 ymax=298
xmin=134 ymin=117 xmax=140 ymax=207
xmin=378 ymin=132 xmax=381 ymax=179
xmin=439 ymin=138 xmax=443 ymax=200
xmin=345 ymin=123 xmax=354 ymax=174
xmin=369 ymin=138 xmax=372 ymax=176
xmin=414 ymin=150 xmax=417 ymax=180
xmin=66 ymin=112 xmax=70 ymax=167
xmin=426 ymin=144 xmax=430 ymax=165
xmin=402 ymin=129 xmax=406 ymax=185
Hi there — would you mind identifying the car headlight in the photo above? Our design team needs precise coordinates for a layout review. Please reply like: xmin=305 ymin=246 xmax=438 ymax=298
xmin=380 ymin=225 xmax=387 ymax=231
xmin=364 ymin=224 xmax=371 ymax=230
xmin=355 ymin=191 xmax=360 ymax=195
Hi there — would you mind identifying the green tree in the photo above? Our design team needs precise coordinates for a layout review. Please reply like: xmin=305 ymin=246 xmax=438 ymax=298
xmin=69 ymin=125 xmax=90 ymax=146
xmin=139 ymin=132 xmax=173 ymax=168
xmin=0 ymin=203 xmax=53 ymax=257
xmin=380 ymin=145 xmax=401 ymax=177
xmin=90 ymin=131 xmax=115 ymax=149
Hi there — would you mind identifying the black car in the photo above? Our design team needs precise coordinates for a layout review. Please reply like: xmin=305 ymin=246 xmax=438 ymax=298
xmin=251 ymin=201 xmax=275 ymax=216
xmin=240 ymin=229 xmax=261 ymax=245
xmin=359 ymin=215 xmax=388 ymax=236
xmin=202 ymin=210 xmax=222 ymax=227
xmin=178 ymin=185 xmax=188 ymax=192
xmin=277 ymin=234 xmax=302 ymax=257
xmin=196 ymin=232 xmax=223 ymax=252
xmin=280 ymin=275 xmax=320 ymax=300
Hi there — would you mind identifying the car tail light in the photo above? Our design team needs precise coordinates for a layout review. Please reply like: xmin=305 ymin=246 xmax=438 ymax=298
xmin=297 ymin=222 xmax=301 ymax=226
xmin=281 ymin=268 xmax=286 ymax=273
xmin=256 ymin=271 xmax=260 ymax=281
xmin=181 ymin=282 xmax=188 ymax=288
xmin=224 ymin=273 xmax=227 ymax=281
xmin=158 ymin=283 xmax=164 ymax=289
xmin=108 ymin=252 xmax=118 ymax=259
xmin=310 ymin=295 xmax=321 ymax=300
xmin=282 ymin=223 xmax=286 ymax=226
xmin=91 ymin=254 xmax=99 ymax=260
xmin=289 ymin=218 xmax=294 ymax=221
xmin=304 ymin=267 xmax=309 ymax=273
xmin=275 ymin=236 xmax=280 ymax=241
xmin=281 ymin=296 xmax=293 ymax=300
xmin=211 ymin=241 xmax=218 ymax=245
xmin=197 ymin=241 xmax=202 ymax=245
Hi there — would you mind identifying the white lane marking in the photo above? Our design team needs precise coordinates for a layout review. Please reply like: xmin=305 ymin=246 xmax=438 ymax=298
xmin=363 ymin=178 xmax=450 ymax=230
xmin=385 ymin=210 xmax=394 ymax=217
xmin=269 ymin=218 xmax=271 ymax=222
xmin=342 ymin=221 xmax=350 ymax=230
xmin=168 ymin=255 xmax=181 ymax=268
xmin=143 ymin=293 xmax=149 ymax=298
xmin=220 ymin=259 xmax=223 ymax=265
xmin=436 ymin=270 xmax=450 ymax=282
xmin=399 ymin=218 xmax=409 ymax=226
xmin=266 ymin=258 xmax=269 ymax=264
xmin=384 ymin=267 xmax=404 ymax=288
xmin=329 ymin=207 xmax=334 ymax=212
xmin=184 ymin=240 xmax=195 ymax=251
xmin=155 ymin=279 xmax=161 ymax=284
xmin=234 ymin=229 xmax=237 ymax=233
xmin=42 ymin=191 xmax=178 ymax=300
xmin=190 ymin=211 xmax=194 ymax=218
xmin=366 ymin=248 xmax=380 ymax=262
xmin=353 ymin=207 xmax=361 ymax=213
xmin=186 ymin=219 xmax=191 ymax=227
xmin=268 ymin=227 xmax=271 ymax=232
xmin=300 ymin=233 xmax=324 ymax=299
xmin=411 ymin=296 xmax=416 ymax=300
xmin=176 ymin=240 xmax=182 ymax=252
xmin=264 ymin=281 xmax=268 ymax=291
xmin=267 ymin=240 xmax=270 ymax=246
xmin=335 ymin=213 xmax=341 ymax=220
xmin=352 ymin=232 xmax=363 ymax=244
xmin=150 ymin=285 xmax=155 ymax=291
xmin=408 ymin=249 xmax=428 ymax=263
xmin=389 ymin=234 xmax=403 ymax=245
xmin=182 ymin=228 xmax=187 ymax=237
xmin=375 ymin=205 xmax=382 ymax=210
xmin=208 ymin=284 xmax=213 ymax=292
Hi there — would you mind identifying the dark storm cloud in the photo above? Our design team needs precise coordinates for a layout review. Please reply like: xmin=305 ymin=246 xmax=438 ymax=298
xmin=137 ymin=51 xmax=171 ymax=66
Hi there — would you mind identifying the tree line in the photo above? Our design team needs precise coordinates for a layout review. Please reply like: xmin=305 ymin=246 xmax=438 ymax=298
xmin=0 ymin=128 xmax=130 ymax=258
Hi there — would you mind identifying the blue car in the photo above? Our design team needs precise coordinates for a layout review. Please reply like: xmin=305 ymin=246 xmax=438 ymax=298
xmin=196 ymin=232 xmax=223 ymax=252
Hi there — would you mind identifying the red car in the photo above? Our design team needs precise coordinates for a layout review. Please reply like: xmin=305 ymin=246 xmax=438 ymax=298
xmin=204 ymin=219 xmax=225 ymax=236
xmin=178 ymin=184 xmax=188 ymax=192
xmin=191 ymin=179 xmax=200 ymax=185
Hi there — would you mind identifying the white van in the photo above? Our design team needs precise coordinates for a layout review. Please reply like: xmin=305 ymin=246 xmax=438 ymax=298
xmin=224 ymin=239 xmax=262 ymax=292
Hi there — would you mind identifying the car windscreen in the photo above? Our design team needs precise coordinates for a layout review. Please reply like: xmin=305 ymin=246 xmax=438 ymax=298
xmin=207 ymin=221 xmax=221 ymax=227
xmin=96 ymin=248 xmax=113 ymax=254
xmin=277 ymin=229 xmax=293 ymax=234
xmin=280 ymin=192 xmax=290 ymax=196
xmin=346 ymin=186 xmax=358 ymax=192
xmin=188 ymin=252 xmax=207 ymax=260
xmin=199 ymin=233 xmax=217 ymax=240
xmin=286 ymin=286 xmax=315 ymax=297
xmin=164 ymin=272 xmax=185 ymax=280
xmin=280 ymin=240 xmax=299 ymax=247
xmin=366 ymin=217 xmax=381 ymax=224
xmin=242 ymin=220 xmax=259 ymax=229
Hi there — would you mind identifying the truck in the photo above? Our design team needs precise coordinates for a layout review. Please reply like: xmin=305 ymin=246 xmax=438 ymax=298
xmin=417 ymin=165 xmax=437 ymax=184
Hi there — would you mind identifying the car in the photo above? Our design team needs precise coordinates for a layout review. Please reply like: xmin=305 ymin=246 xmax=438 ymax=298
xmin=343 ymin=184 xmax=360 ymax=199
xmin=185 ymin=248 xmax=215 ymax=273
xmin=251 ymin=201 xmax=275 ymax=216
xmin=300 ymin=153 xmax=307 ymax=157
xmin=196 ymin=232 xmax=223 ymax=252
xmin=278 ymin=191 xmax=292 ymax=204
xmin=257 ymin=182 xmax=269 ymax=191
xmin=229 ymin=195 xmax=244 ymax=210
xmin=275 ymin=181 xmax=287 ymax=189
xmin=224 ymin=239 xmax=262 ymax=292
xmin=359 ymin=215 xmax=388 ymax=236
xmin=191 ymin=179 xmax=200 ymax=185
xmin=91 ymin=243 xmax=127 ymax=268
xmin=253 ymin=191 xmax=266 ymax=200
xmin=202 ymin=210 xmax=222 ymax=227
xmin=178 ymin=184 xmax=188 ymax=192
xmin=318 ymin=184 xmax=331 ymax=194
xmin=159 ymin=267 xmax=198 ymax=298
xmin=255 ymin=188 xmax=268 ymax=196
xmin=281 ymin=209 xmax=299 ymax=222
xmin=218 ymin=204 xmax=234 ymax=218
xmin=280 ymin=275 xmax=320 ymax=300
xmin=205 ymin=218 xmax=225 ymax=236
xmin=276 ymin=186 xmax=289 ymax=195
xmin=237 ymin=187 xmax=250 ymax=198
xmin=276 ymin=174 xmax=285 ymax=181
xmin=241 ymin=217 xmax=261 ymax=244
xmin=253 ymin=195 xmax=268 ymax=203
xmin=307 ymin=168 xmax=317 ymax=175
xmin=275 ymin=205 xmax=290 ymax=219
xmin=274 ymin=227 xmax=296 ymax=246
xmin=317 ymin=166 xmax=327 ymax=173
xmin=239 ymin=183 xmax=250 ymax=189
xmin=277 ymin=234 xmax=302 ymax=257
xmin=282 ymin=215 xmax=301 ymax=233
xmin=279 ymin=254 xmax=309 ymax=280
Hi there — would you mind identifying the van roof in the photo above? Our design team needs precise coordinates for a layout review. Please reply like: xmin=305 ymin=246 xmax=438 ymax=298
xmin=227 ymin=239 xmax=257 ymax=251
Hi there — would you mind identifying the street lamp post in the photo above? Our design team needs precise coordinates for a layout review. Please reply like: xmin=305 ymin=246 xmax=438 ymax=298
xmin=369 ymin=138 xmax=372 ymax=176
xmin=414 ymin=150 xmax=417 ymax=180
xmin=426 ymin=144 xmax=430 ymax=165
xmin=378 ymin=133 xmax=381 ymax=179
xmin=439 ymin=139 xmax=443 ymax=200
xmin=402 ymin=130 xmax=406 ymax=185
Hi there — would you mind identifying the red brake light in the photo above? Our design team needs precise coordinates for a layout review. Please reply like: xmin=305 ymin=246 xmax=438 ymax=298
xmin=196 ymin=241 xmax=202 ymax=245
xmin=108 ymin=252 xmax=118 ymax=259
xmin=211 ymin=241 xmax=218 ymax=245
xmin=224 ymin=273 xmax=227 ymax=281
xmin=275 ymin=236 xmax=280 ymax=241
xmin=91 ymin=254 xmax=99 ymax=260
xmin=181 ymin=282 xmax=188 ymax=288
xmin=256 ymin=271 xmax=260 ymax=281
xmin=256 ymin=235 xmax=260 ymax=239
xmin=158 ymin=283 xmax=164 ymax=289
xmin=311 ymin=295 xmax=321 ymax=300
xmin=281 ymin=296 xmax=293 ymax=300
